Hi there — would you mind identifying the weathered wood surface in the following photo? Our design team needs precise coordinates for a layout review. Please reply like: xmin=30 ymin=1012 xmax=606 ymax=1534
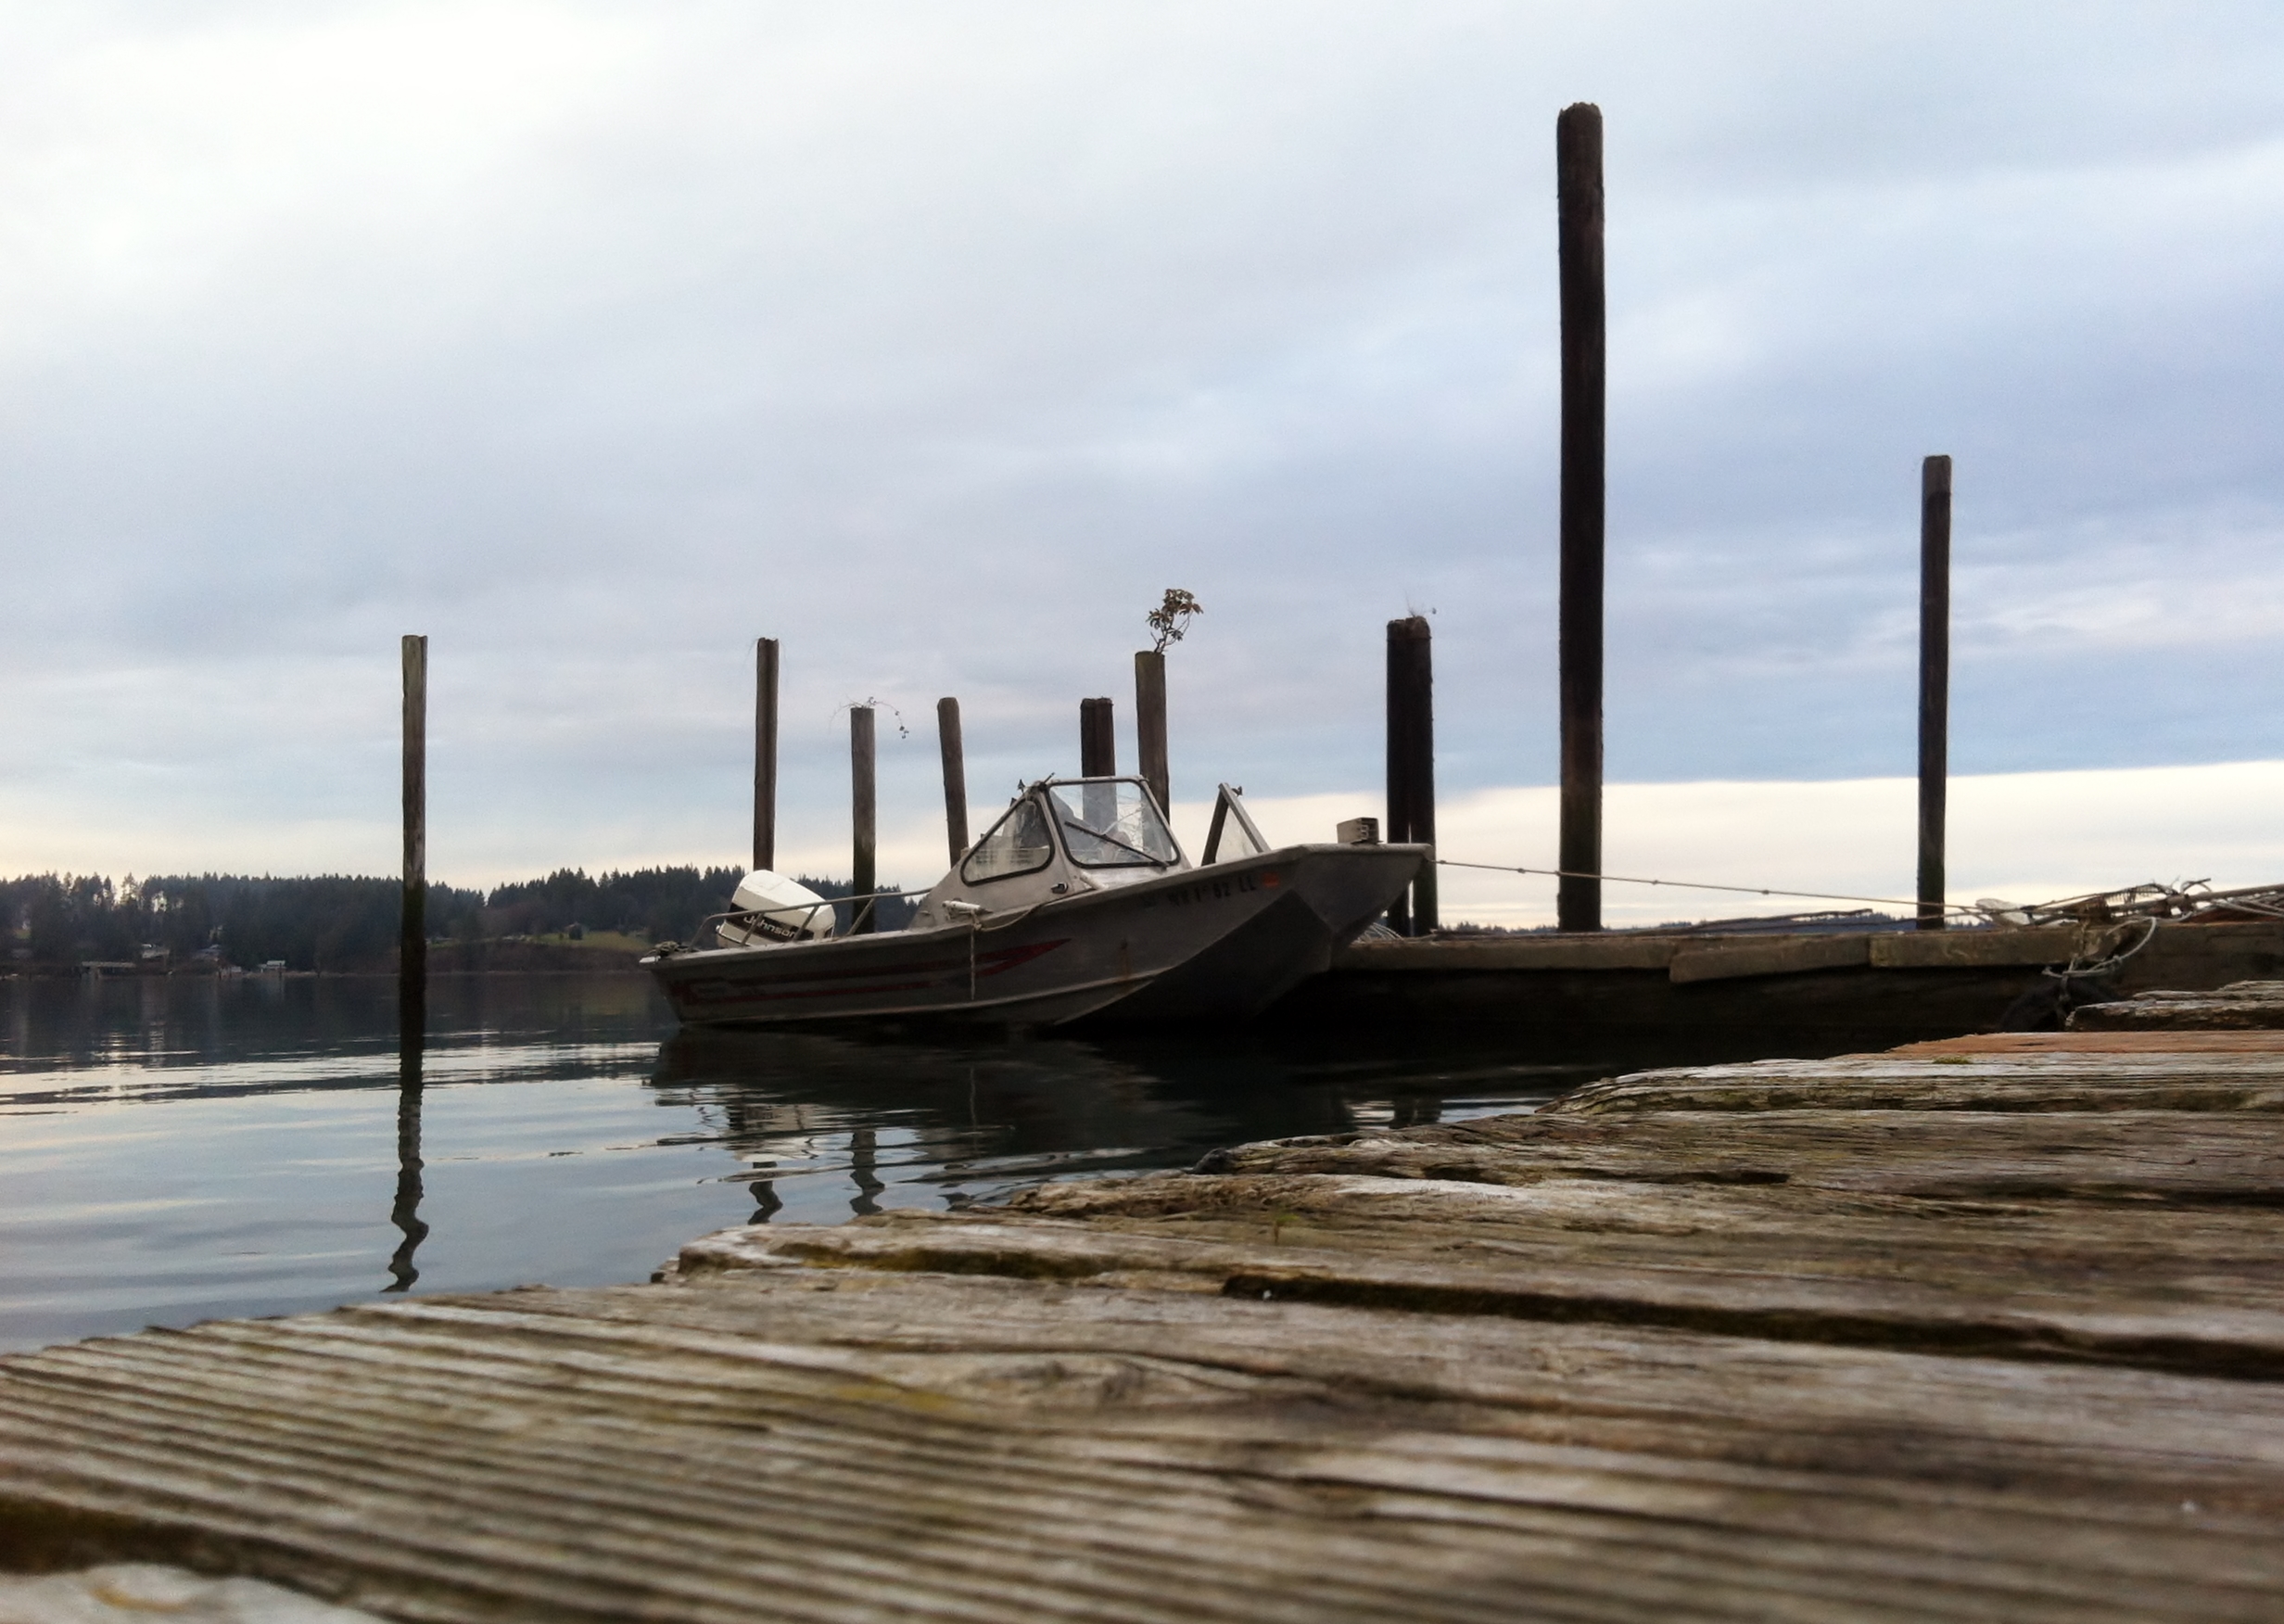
xmin=1552 ymin=1047 xmax=2284 ymax=1113
xmin=1894 ymin=1032 xmax=2284 ymax=1055
xmin=15 ymin=1216 xmax=2284 ymax=1623
xmin=2075 ymin=982 xmax=2284 ymax=1031
xmin=11 ymin=989 xmax=2284 ymax=1619
xmin=1669 ymin=933 xmax=1869 ymax=983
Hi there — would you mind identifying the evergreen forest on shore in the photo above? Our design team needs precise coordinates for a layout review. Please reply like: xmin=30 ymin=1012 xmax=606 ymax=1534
xmin=1 ymin=868 xmax=918 ymax=973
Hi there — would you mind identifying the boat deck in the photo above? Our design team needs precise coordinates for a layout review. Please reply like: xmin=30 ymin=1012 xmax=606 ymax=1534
xmin=6 ymin=984 xmax=2284 ymax=1618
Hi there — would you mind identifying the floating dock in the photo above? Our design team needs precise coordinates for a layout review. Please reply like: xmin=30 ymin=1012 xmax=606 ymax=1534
xmin=1276 ymin=918 xmax=2284 ymax=1045
xmin=6 ymin=983 xmax=2284 ymax=1619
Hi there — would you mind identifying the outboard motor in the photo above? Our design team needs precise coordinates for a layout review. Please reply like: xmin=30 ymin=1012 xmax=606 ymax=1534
xmin=717 ymin=871 xmax=833 ymax=946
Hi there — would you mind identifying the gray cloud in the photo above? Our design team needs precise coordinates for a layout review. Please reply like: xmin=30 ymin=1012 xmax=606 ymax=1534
xmin=4 ymin=1 xmax=2283 ymax=882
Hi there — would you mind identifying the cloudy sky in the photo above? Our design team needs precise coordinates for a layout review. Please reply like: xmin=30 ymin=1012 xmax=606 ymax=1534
xmin=3 ymin=2 xmax=2281 ymax=920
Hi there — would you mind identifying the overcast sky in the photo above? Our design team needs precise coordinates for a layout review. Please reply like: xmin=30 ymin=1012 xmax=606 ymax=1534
xmin=4 ymin=2 xmax=2282 ymax=902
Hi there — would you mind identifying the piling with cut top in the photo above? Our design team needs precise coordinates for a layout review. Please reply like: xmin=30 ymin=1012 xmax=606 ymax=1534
xmin=1079 ymin=697 xmax=1116 ymax=777
xmin=1918 ymin=455 xmax=1952 ymax=932
xmin=936 ymin=697 xmax=969 ymax=865
xmin=1134 ymin=653 xmax=1170 ymax=814
xmin=1386 ymin=616 xmax=1439 ymax=936
xmin=1556 ymin=101 xmax=1605 ymax=934
xmin=400 ymin=635 xmax=426 ymax=1041
xmin=850 ymin=705 xmax=877 ymax=934
xmin=1079 ymin=696 xmax=1117 ymax=829
xmin=755 ymin=638 xmax=780 ymax=873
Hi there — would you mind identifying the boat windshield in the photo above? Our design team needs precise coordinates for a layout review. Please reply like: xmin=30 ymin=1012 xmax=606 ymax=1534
xmin=959 ymin=797 xmax=1056 ymax=883
xmin=1047 ymin=781 xmax=1178 ymax=869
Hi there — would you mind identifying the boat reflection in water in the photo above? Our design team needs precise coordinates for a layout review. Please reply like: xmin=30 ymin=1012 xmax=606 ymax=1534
xmin=1 ymin=969 xmax=1770 ymax=1353
xmin=646 ymin=1023 xmax=1613 ymax=1222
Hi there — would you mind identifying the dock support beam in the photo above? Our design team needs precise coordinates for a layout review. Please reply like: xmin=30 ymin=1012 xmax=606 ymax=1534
xmin=1918 ymin=454 xmax=1952 ymax=931
xmin=1556 ymin=101 xmax=1605 ymax=933
xmin=850 ymin=704 xmax=877 ymax=934
xmin=936 ymin=697 xmax=969 ymax=865
xmin=1386 ymin=616 xmax=1438 ymax=936
xmin=1134 ymin=652 xmax=1170 ymax=814
xmin=400 ymin=634 xmax=426 ymax=1045
xmin=754 ymin=638 xmax=780 ymax=872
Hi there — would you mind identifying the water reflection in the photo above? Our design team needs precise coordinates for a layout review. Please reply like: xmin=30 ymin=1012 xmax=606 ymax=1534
xmin=646 ymin=1024 xmax=1604 ymax=1217
xmin=385 ymin=1039 xmax=426 ymax=1293
xmin=1 ymin=971 xmax=1775 ymax=1354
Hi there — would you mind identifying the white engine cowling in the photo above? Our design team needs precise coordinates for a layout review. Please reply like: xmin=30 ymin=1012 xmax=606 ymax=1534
xmin=717 ymin=871 xmax=833 ymax=945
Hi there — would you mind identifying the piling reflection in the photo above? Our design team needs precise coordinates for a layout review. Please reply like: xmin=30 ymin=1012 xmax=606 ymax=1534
xmin=647 ymin=1024 xmax=1614 ymax=1219
xmin=385 ymin=1037 xmax=427 ymax=1292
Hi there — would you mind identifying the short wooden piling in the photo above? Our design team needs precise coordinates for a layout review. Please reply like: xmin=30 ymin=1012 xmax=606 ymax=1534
xmin=1556 ymin=101 xmax=1605 ymax=933
xmin=1918 ymin=455 xmax=1951 ymax=931
xmin=754 ymin=638 xmax=780 ymax=873
xmin=1079 ymin=696 xmax=1116 ymax=828
xmin=1079 ymin=697 xmax=1116 ymax=776
xmin=936 ymin=697 xmax=969 ymax=865
xmin=1386 ymin=616 xmax=1438 ymax=936
xmin=1134 ymin=652 xmax=1170 ymax=814
xmin=400 ymin=634 xmax=426 ymax=1042
xmin=850 ymin=705 xmax=877 ymax=934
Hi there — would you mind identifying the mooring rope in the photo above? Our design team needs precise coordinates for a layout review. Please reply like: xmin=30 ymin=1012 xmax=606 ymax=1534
xmin=1434 ymin=857 xmax=1984 ymax=917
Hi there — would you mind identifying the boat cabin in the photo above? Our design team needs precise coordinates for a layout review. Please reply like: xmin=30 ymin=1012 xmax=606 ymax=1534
xmin=909 ymin=777 xmax=1188 ymax=930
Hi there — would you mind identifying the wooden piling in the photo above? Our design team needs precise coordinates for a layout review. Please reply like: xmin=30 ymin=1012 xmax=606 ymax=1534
xmin=1079 ymin=697 xmax=1116 ymax=776
xmin=400 ymin=634 xmax=426 ymax=1041
xmin=850 ymin=705 xmax=877 ymax=934
xmin=1386 ymin=616 xmax=1438 ymax=936
xmin=1556 ymin=101 xmax=1605 ymax=933
xmin=1134 ymin=652 xmax=1170 ymax=814
xmin=935 ymin=697 xmax=969 ymax=865
xmin=754 ymin=638 xmax=780 ymax=873
xmin=1918 ymin=455 xmax=1951 ymax=931
xmin=1079 ymin=696 xmax=1116 ymax=829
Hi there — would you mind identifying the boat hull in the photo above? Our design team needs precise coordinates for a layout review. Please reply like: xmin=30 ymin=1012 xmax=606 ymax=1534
xmin=647 ymin=844 xmax=1426 ymax=1029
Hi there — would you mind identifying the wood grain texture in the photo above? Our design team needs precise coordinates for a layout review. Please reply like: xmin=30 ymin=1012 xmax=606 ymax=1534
xmin=1894 ymin=1032 xmax=2284 ymax=1054
xmin=1549 ymin=1052 xmax=2284 ymax=1113
xmin=13 ymin=1262 xmax=2284 ymax=1623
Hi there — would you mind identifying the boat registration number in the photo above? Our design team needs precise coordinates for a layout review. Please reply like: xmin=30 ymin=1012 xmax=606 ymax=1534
xmin=1159 ymin=869 xmax=1279 ymax=907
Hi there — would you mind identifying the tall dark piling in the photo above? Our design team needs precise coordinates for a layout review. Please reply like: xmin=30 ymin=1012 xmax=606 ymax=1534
xmin=1386 ymin=616 xmax=1439 ymax=935
xmin=936 ymin=697 xmax=969 ymax=865
xmin=850 ymin=705 xmax=877 ymax=933
xmin=754 ymin=637 xmax=780 ymax=872
xmin=1079 ymin=696 xmax=1116 ymax=828
xmin=1556 ymin=101 xmax=1605 ymax=933
xmin=400 ymin=634 xmax=426 ymax=1043
xmin=1134 ymin=652 xmax=1170 ymax=813
xmin=1918 ymin=455 xmax=1952 ymax=931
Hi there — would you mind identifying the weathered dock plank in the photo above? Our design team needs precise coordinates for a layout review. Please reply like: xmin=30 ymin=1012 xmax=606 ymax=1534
xmin=2074 ymin=983 xmax=2284 ymax=1031
xmin=11 ymin=1268 xmax=2284 ymax=1623
xmin=1549 ymin=1052 xmax=2284 ymax=1113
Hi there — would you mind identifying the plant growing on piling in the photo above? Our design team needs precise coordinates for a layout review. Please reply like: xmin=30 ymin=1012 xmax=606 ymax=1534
xmin=1146 ymin=589 xmax=1203 ymax=654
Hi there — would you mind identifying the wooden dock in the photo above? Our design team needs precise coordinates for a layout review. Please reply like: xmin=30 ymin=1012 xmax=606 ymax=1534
xmin=1275 ymin=918 xmax=2284 ymax=1045
xmin=7 ymin=987 xmax=2284 ymax=1619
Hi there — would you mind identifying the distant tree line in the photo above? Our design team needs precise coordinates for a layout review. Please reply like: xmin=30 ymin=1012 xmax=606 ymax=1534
xmin=1 ymin=868 xmax=917 ymax=971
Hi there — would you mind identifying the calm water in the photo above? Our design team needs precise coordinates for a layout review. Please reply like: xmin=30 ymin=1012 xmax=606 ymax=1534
xmin=4 ymin=972 xmax=1674 ymax=1353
